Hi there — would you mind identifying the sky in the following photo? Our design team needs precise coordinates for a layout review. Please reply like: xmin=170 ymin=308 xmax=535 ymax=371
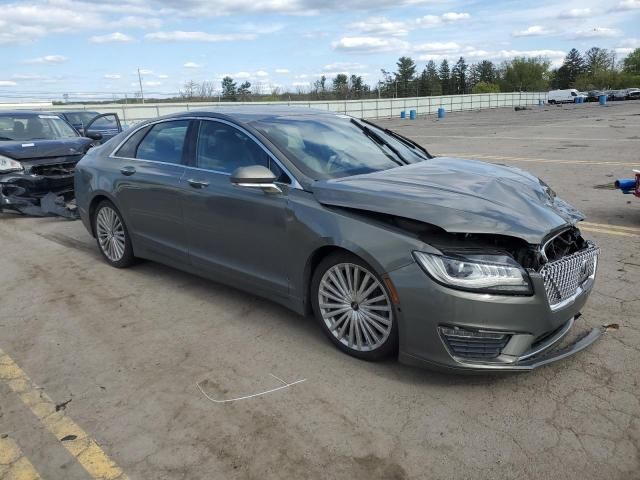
xmin=0 ymin=0 xmax=639 ymax=101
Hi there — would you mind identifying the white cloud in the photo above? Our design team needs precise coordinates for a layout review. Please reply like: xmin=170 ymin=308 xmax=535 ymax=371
xmin=144 ymin=81 xmax=162 ymax=87
xmin=416 ymin=12 xmax=470 ymax=27
xmin=441 ymin=12 xmax=470 ymax=22
xmin=138 ymin=69 xmax=153 ymax=75
xmin=292 ymin=81 xmax=311 ymax=87
xmin=0 ymin=2 xmax=161 ymax=45
xmin=610 ymin=0 xmax=640 ymax=11
xmin=558 ymin=8 xmax=591 ymax=18
xmin=103 ymin=74 xmax=121 ymax=79
xmin=89 ymin=32 xmax=134 ymax=43
xmin=414 ymin=42 xmax=461 ymax=54
xmin=145 ymin=31 xmax=256 ymax=42
xmin=332 ymin=36 xmax=409 ymax=54
xmin=24 ymin=55 xmax=66 ymax=64
xmin=323 ymin=62 xmax=367 ymax=71
xmin=615 ymin=38 xmax=640 ymax=56
xmin=347 ymin=17 xmax=410 ymax=36
xmin=274 ymin=68 xmax=289 ymax=74
xmin=183 ymin=62 xmax=202 ymax=68
xmin=512 ymin=25 xmax=552 ymax=37
xmin=572 ymin=27 xmax=620 ymax=39
xmin=157 ymin=74 xmax=169 ymax=79
xmin=255 ymin=70 xmax=269 ymax=77
xmin=0 ymin=81 xmax=17 ymax=86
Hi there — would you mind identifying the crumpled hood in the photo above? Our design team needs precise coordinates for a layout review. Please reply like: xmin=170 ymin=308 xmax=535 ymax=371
xmin=0 ymin=137 xmax=92 ymax=161
xmin=312 ymin=157 xmax=584 ymax=245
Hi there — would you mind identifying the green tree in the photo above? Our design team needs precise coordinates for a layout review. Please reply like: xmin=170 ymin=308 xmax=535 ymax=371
xmin=394 ymin=56 xmax=417 ymax=97
xmin=349 ymin=74 xmax=365 ymax=99
xmin=238 ymin=81 xmax=252 ymax=100
xmin=623 ymin=48 xmax=640 ymax=74
xmin=221 ymin=76 xmax=237 ymax=100
xmin=419 ymin=60 xmax=442 ymax=96
xmin=472 ymin=81 xmax=500 ymax=93
xmin=554 ymin=48 xmax=586 ymax=88
xmin=451 ymin=57 xmax=468 ymax=94
xmin=501 ymin=56 xmax=551 ymax=91
xmin=475 ymin=60 xmax=497 ymax=83
xmin=585 ymin=47 xmax=615 ymax=74
xmin=439 ymin=59 xmax=451 ymax=95
xmin=313 ymin=75 xmax=328 ymax=99
xmin=332 ymin=73 xmax=349 ymax=99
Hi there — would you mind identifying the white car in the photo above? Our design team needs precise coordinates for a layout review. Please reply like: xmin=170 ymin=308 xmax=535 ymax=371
xmin=547 ymin=89 xmax=585 ymax=104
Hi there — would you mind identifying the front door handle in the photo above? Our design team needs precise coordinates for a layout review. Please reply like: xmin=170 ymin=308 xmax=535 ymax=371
xmin=120 ymin=166 xmax=136 ymax=176
xmin=188 ymin=179 xmax=209 ymax=189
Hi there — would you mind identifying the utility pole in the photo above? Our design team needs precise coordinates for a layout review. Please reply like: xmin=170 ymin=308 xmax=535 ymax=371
xmin=137 ymin=68 xmax=145 ymax=104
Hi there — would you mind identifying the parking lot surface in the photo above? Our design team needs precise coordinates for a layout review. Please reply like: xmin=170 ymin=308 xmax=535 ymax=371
xmin=1 ymin=102 xmax=639 ymax=480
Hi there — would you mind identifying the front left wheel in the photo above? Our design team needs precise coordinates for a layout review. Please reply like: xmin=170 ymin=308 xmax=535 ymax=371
xmin=93 ymin=200 xmax=135 ymax=268
xmin=311 ymin=252 xmax=398 ymax=361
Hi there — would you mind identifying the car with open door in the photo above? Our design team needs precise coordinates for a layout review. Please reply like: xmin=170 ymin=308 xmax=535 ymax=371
xmin=57 ymin=111 xmax=122 ymax=144
xmin=74 ymin=107 xmax=606 ymax=372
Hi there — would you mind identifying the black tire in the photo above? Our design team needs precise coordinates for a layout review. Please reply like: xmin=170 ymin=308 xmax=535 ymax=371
xmin=311 ymin=252 xmax=398 ymax=361
xmin=92 ymin=199 xmax=136 ymax=268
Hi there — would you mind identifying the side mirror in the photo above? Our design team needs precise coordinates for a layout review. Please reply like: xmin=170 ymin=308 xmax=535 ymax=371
xmin=85 ymin=132 xmax=103 ymax=141
xmin=230 ymin=165 xmax=281 ymax=194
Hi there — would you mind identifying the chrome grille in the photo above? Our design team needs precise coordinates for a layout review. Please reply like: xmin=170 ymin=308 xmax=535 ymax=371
xmin=540 ymin=245 xmax=599 ymax=307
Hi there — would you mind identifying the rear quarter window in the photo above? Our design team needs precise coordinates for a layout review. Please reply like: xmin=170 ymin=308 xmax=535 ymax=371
xmin=114 ymin=125 xmax=152 ymax=158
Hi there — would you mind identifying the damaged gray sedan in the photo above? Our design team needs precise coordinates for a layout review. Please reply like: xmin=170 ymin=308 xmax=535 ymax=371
xmin=74 ymin=107 xmax=605 ymax=372
xmin=0 ymin=111 xmax=99 ymax=217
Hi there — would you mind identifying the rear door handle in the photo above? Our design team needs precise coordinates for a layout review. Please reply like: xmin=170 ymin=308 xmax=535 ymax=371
xmin=120 ymin=166 xmax=136 ymax=176
xmin=188 ymin=179 xmax=209 ymax=189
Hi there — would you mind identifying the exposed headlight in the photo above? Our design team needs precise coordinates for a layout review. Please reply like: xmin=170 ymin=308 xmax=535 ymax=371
xmin=413 ymin=251 xmax=532 ymax=295
xmin=0 ymin=155 xmax=23 ymax=173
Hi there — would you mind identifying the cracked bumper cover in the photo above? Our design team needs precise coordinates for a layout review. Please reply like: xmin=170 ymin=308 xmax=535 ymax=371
xmin=389 ymin=261 xmax=606 ymax=372
xmin=0 ymin=172 xmax=77 ymax=217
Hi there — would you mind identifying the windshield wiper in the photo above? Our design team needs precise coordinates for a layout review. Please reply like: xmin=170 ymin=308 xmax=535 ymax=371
xmin=350 ymin=118 xmax=407 ymax=166
xmin=360 ymin=119 xmax=432 ymax=159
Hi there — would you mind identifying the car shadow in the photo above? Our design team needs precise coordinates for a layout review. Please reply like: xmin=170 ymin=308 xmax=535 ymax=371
xmin=124 ymin=259 xmax=512 ymax=388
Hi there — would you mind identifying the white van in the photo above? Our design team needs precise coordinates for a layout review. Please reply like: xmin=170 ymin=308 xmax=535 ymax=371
xmin=547 ymin=89 xmax=585 ymax=104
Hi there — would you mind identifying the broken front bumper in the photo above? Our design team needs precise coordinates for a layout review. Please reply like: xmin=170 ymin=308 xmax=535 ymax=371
xmin=0 ymin=172 xmax=78 ymax=218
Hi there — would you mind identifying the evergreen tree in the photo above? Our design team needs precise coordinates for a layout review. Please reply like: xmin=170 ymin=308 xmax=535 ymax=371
xmin=394 ymin=56 xmax=417 ymax=97
xmin=451 ymin=57 xmax=468 ymax=94
xmin=332 ymin=74 xmax=349 ymax=99
xmin=555 ymin=48 xmax=586 ymax=88
xmin=221 ymin=76 xmax=237 ymax=100
xmin=439 ymin=59 xmax=451 ymax=95
xmin=238 ymin=81 xmax=252 ymax=100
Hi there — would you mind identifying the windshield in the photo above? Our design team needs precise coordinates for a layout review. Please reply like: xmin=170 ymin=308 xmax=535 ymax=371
xmin=63 ymin=112 xmax=100 ymax=126
xmin=0 ymin=114 xmax=79 ymax=141
xmin=251 ymin=115 xmax=427 ymax=180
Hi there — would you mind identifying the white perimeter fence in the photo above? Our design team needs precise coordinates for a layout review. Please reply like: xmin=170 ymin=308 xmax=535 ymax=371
xmin=10 ymin=92 xmax=547 ymax=126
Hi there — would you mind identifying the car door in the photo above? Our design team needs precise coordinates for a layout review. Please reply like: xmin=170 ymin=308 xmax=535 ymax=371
xmin=84 ymin=113 xmax=122 ymax=143
xmin=111 ymin=119 xmax=193 ymax=266
xmin=181 ymin=119 xmax=292 ymax=297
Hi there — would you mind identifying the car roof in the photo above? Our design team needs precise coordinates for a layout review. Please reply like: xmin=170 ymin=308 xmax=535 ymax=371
xmin=0 ymin=110 xmax=54 ymax=117
xmin=60 ymin=110 xmax=100 ymax=115
xmin=158 ymin=105 xmax=341 ymax=125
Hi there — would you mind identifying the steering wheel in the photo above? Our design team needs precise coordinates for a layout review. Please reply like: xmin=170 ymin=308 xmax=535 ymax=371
xmin=326 ymin=154 xmax=341 ymax=174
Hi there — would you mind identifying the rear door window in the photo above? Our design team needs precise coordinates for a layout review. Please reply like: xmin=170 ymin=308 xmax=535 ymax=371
xmin=136 ymin=120 xmax=189 ymax=164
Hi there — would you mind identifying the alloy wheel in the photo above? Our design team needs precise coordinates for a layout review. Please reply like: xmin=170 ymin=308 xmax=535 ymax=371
xmin=318 ymin=263 xmax=393 ymax=352
xmin=96 ymin=206 xmax=126 ymax=262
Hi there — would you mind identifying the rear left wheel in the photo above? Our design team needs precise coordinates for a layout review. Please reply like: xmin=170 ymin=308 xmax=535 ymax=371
xmin=311 ymin=252 xmax=398 ymax=360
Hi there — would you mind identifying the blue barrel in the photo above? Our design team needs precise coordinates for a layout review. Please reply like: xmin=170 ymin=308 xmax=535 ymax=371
xmin=409 ymin=109 xmax=416 ymax=120
xmin=599 ymin=95 xmax=607 ymax=105
xmin=438 ymin=107 xmax=446 ymax=119
xmin=400 ymin=110 xmax=406 ymax=119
